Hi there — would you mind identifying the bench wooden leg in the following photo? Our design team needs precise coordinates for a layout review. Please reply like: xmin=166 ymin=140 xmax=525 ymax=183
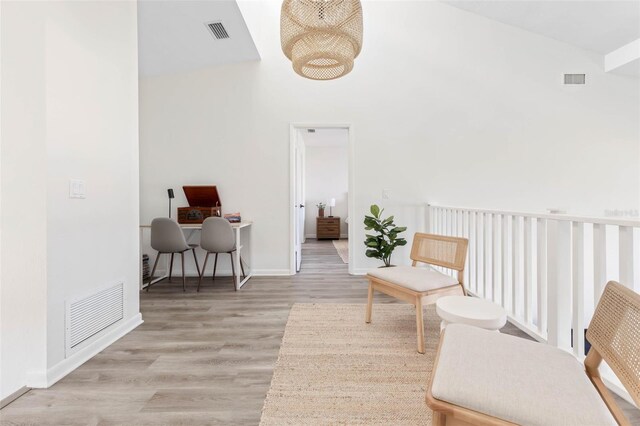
xmin=365 ymin=282 xmax=374 ymax=323
xmin=416 ymin=295 xmax=425 ymax=354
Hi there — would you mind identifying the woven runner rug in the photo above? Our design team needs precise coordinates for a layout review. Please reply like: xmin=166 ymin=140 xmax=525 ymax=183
xmin=332 ymin=240 xmax=349 ymax=264
xmin=260 ymin=303 xmax=437 ymax=425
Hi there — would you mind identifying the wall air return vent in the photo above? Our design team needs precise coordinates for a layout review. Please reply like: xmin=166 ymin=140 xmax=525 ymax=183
xmin=65 ymin=283 xmax=124 ymax=356
xmin=564 ymin=74 xmax=586 ymax=85
xmin=206 ymin=22 xmax=230 ymax=40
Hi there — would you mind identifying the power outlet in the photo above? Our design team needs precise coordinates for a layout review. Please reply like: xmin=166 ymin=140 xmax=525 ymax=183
xmin=69 ymin=179 xmax=86 ymax=199
xmin=382 ymin=189 xmax=391 ymax=200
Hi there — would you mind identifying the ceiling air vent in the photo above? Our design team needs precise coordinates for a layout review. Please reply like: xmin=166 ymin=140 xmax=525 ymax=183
xmin=307 ymin=129 xmax=316 ymax=133
xmin=206 ymin=22 xmax=229 ymax=40
xmin=564 ymin=74 xmax=586 ymax=85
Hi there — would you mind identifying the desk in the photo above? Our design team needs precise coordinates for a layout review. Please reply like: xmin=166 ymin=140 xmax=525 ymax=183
xmin=140 ymin=221 xmax=253 ymax=290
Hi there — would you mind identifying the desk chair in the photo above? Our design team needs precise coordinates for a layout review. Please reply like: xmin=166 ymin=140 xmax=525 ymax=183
xmin=148 ymin=217 xmax=200 ymax=292
xmin=198 ymin=217 xmax=245 ymax=291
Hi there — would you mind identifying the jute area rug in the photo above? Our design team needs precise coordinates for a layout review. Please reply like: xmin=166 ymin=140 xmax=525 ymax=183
xmin=332 ymin=240 xmax=349 ymax=264
xmin=260 ymin=304 xmax=437 ymax=425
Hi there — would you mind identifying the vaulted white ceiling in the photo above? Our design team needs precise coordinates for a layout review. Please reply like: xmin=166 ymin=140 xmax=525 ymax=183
xmin=137 ymin=0 xmax=260 ymax=77
xmin=443 ymin=0 xmax=640 ymax=54
xmin=138 ymin=0 xmax=640 ymax=77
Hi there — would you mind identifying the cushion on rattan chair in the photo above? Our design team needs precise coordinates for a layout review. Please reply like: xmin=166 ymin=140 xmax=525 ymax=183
xmin=431 ymin=324 xmax=617 ymax=426
xmin=367 ymin=265 xmax=458 ymax=292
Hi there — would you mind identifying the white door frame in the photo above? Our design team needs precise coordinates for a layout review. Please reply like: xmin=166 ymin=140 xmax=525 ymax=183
xmin=289 ymin=123 xmax=355 ymax=275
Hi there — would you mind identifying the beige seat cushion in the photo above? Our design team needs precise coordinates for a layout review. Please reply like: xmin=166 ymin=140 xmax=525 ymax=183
xmin=431 ymin=324 xmax=617 ymax=426
xmin=367 ymin=265 xmax=458 ymax=292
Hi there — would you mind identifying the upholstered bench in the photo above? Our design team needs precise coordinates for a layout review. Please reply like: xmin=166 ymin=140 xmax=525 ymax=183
xmin=366 ymin=233 xmax=469 ymax=354
xmin=426 ymin=281 xmax=640 ymax=426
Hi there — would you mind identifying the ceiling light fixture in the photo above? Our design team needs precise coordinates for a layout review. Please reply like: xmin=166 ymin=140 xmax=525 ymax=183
xmin=280 ymin=0 xmax=363 ymax=81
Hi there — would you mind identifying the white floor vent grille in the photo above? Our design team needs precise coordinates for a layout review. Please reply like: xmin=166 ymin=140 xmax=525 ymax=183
xmin=66 ymin=283 xmax=123 ymax=355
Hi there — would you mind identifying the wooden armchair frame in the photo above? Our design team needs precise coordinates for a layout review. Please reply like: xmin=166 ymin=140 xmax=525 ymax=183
xmin=426 ymin=281 xmax=640 ymax=426
xmin=365 ymin=233 xmax=469 ymax=354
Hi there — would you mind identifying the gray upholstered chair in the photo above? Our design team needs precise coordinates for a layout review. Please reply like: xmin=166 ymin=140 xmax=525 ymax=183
xmin=148 ymin=217 xmax=200 ymax=292
xmin=198 ymin=217 xmax=245 ymax=291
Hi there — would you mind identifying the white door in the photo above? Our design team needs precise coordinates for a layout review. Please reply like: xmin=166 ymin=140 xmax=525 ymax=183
xmin=294 ymin=138 xmax=305 ymax=272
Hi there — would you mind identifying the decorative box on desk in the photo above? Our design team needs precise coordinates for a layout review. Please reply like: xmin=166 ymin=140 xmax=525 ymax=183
xmin=317 ymin=216 xmax=340 ymax=240
xmin=177 ymin=185 xmax=221 ymax=224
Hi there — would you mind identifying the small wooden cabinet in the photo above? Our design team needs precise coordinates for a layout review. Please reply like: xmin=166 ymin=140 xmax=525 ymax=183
xmin=317 ymin=217 xmax=340 ymax=240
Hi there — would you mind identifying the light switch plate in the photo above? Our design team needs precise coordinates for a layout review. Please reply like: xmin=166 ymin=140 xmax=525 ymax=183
xmin=69 ymin=179 xmax=86 ymax=199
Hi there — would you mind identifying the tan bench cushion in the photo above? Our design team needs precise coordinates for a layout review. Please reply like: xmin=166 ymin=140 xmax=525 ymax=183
xmin=431 ymin=324 xmax=617 ymax=426
xmin=367 ymin=265 xmax=458 ymax=292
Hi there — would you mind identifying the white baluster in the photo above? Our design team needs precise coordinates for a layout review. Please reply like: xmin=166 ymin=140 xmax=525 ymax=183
xmin=477 ymin=213 xmax=484 ymax=297
xmin=619 ymin=226 xmax=635 ymax=288
xmin=547 ymin=219 xmax=572 ymax=351
xmin=572 ymin=222 xmax=585 ymax=358
xmin=512 ymin=216 xmax=521 ymax=318
xmin=484 ymin=213 xmax=492 ymax=301
xmin=470 ymin=212 xmax=476 ymax=294
xmin=536 ymin=219 xmax=548 ymax=336
xmin=463 ymin=211 xmax=470 ymax=287
xmin=493 ymin=214 xmax=501 ymax=304
xmin=524 ymin=217 xmax=533 ymax=324
xmin=593 ymin=224 xmax=607 ymax=301
xmin=502 ymin=215 xmax=510 ymax=311
xmin=445 ymin=209 xmax=450 ymax=237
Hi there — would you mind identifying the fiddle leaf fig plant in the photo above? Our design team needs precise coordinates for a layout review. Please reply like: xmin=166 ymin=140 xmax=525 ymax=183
xmin=363 ymin=204 xmax=407 ymax=267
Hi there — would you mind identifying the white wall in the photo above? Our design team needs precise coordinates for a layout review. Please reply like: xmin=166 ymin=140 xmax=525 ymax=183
xmin=139 ymin=1 xmax=639 ymax=276
xmin=0 ymin=1 xmax=140 ymax=399
xmin=304 ymin=143 xmax=349 ymax=238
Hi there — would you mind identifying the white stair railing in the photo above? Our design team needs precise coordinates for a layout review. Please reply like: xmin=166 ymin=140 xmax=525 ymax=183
xmin=427 ymin=204 xmax=640 ymax=363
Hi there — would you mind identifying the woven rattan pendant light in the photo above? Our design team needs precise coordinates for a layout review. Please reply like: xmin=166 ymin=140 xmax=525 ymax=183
xmin=281 ymin=0 xmax=363 ymax=80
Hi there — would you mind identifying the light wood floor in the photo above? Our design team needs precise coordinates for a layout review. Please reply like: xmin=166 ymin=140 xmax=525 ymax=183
xmin=1 ymin=240 xmax=638 ymax=425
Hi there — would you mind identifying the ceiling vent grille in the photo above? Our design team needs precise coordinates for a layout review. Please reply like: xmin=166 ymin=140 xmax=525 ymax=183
xmin=307 ymin=129 xmax=316 ymax=133
xmin=564 ymin=74 xmax=586 ymax=85
xmin=206 ymin=22 xmax=230 ymax=40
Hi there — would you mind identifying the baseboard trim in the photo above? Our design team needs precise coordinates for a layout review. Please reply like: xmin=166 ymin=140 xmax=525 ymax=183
xmin=253 ymin=269 xmax=292 ymax=276
xmin=305 ymin=234 xmax=349 ymax=239
xmin=350 ymin=268 xmax=369 ymax=276
xmin=0 ymin=386 xmax=30 ymax=409
xmin=27 ymin=313 xmax=143 ymax=389
xmin=149 ymin=269 xmax=293 ymax=279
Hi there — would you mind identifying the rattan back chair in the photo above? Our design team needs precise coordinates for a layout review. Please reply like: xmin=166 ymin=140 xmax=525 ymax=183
xmin=426 ymin=281 xmax=639 ymax=426
xmin=366 ymin=233 xmax=469 ymax=353
xmin=585 ymin=281 xmax=640 ymax=423
xmin=410 ymin=233 xmax=469 ymax=286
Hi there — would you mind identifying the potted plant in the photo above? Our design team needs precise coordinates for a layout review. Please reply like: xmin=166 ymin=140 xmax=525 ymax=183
xmin=316 ymin=202 xmax=327 ymax=217
xmin=364 ymin=204 xmax=407 ymax=267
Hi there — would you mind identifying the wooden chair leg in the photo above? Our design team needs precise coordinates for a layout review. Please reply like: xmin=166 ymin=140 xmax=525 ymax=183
xmin=147 ymin=252 xmax=161 ymax=292
xmin=416 ymin=296 xmax=425 ymax=354
xmin=432 ymin=411 xmax=447 ymax=426
xmin=180 ymin=252 xmax=186 ymax=292
xmin=365 ymin=282 xmax=374 ymax=323
xmin=168 ymin=253 xmax=174 ymax=282
xmin=197 ymin=252 xmax=209 ymax=292
xmin=192 ymin=248 xmax=200 ymax=277
xmin=230 ymin=252 xmax=237 ymax=291
xmin=212 ymin=253 xmax=218 ymax=280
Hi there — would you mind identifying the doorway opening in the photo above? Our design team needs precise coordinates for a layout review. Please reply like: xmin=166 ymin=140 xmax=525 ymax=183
xmin=290 ymin=124 xmax=354 ymax=275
